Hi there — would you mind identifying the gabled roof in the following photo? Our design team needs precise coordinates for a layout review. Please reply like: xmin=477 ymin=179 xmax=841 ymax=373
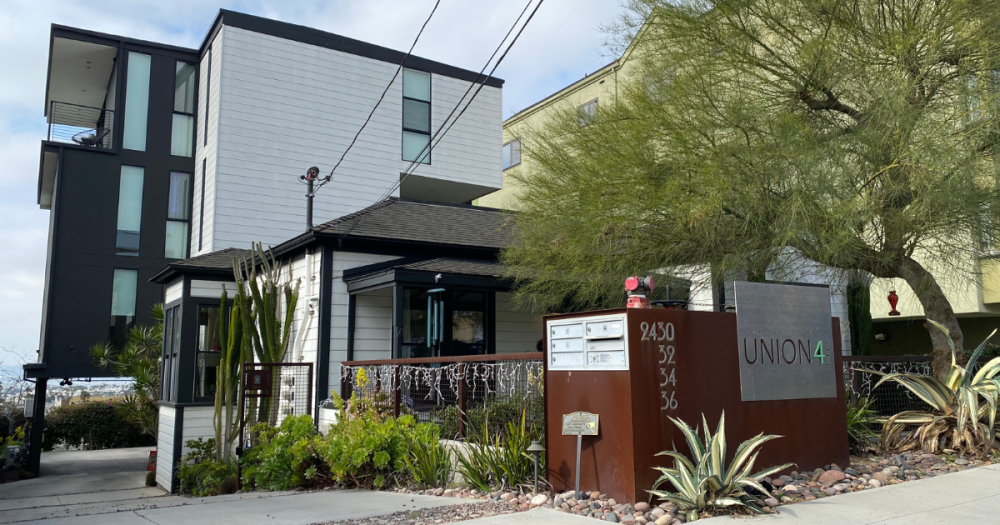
xmin=312 ymin=198 xmax=513 ymax=250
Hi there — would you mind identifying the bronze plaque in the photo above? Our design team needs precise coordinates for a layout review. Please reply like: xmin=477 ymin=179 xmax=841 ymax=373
xmin=562 ymin=411 xmax=599 ymax=436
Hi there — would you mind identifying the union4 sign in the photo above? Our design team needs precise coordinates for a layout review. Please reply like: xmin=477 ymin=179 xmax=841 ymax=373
xmin=733 ymin=281 xmax=838 ymax=401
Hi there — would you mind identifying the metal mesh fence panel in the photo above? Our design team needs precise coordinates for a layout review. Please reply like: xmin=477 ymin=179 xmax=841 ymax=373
xmin=340 ymin=355 xmax=544 ymax=440
xmin=239 ymin=363 xmax=314 ymax=447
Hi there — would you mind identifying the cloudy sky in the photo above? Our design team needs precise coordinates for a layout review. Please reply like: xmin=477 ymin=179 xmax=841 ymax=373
xmin=0 ymin=0 xmax=628 ymax=362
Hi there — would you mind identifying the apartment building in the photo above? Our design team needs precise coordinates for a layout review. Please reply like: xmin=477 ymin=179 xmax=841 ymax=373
xmin=25 ymin=10 xmax=530 ymax=480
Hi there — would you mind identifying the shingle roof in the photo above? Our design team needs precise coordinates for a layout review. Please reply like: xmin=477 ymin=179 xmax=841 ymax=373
xmin=394 ymin=258 xmax=506 ymax=278
xmin=149 ymin=247 xmax=252 ymax=282
xmin=313 ymin=198 xmax=512 ymax=250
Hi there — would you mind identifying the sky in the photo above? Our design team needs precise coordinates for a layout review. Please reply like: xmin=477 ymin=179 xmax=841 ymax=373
xmin=0 ymin=0 xmax=629 ymax=363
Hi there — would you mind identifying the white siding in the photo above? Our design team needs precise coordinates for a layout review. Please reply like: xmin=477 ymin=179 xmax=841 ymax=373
xmin=495 ymin=292 xmax=543 ymax=354
xmin=190 ymin=279 xmax=235 ymax=299
xmin=288 ymin=253 xmax=321 ymax=364
xmin=181 ymin=406 xmax=217 ymax=458
xmin=192 ymin=28 xmax=224 ymax=256
xmin=208 ymin=27 xmax=502 ymax=250
xmin=155 ymin=406 xmax=175 ymax=490
xmin=354 ymin=288 xmax=393 ymax=361
xmin=329 ymin=252 xmax=399 ymax=396
xmin=164 ymin=279 xmax=183 ymax=305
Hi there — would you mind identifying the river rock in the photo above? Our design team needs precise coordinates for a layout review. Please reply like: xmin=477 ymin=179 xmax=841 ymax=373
xmin=818 ymin=470 xmax=846 ymax=485
xmin=635 ymin=502 xmax=650 ymax=512
xmin=531 ymin=494 xmax=549 ymax=506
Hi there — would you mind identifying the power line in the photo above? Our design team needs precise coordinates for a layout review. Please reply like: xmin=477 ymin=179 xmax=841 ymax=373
xmin=338 ymin=0 xmax=545 ymax=242
xmin=309 ymin=0 xmax=442 ymax=197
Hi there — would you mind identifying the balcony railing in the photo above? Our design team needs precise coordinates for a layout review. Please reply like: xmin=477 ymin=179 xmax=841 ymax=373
xmin=48 ymin=101 xmax=115 ymax=149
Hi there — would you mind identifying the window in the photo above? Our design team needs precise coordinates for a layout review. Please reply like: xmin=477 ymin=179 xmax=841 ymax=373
xmin=162 ymin=305 xmax=181 ymax=402
xmin=165 ymin=172 xmax=191 ymax=259
xmin=400 ymin=288 xmax=488 ymax=359
xmin=578 ymin=98 xmax=598 ymax=126
xmin=402 ymin=68 xmax=431 ymax=164
xmin=172 ymin=62 xmax=196 ymax=157
xmin=204 ymin=47 xmax=211 ymax=146
xmin=122 ymin=52 xmax=151 ymax=151
xmin=110 ymin=269 xmax=137 ymax=341
xmin=198 ymin=159 xmax=206 ymax=252
xmin=502 ymin=139 xmax=521 ymax=170
xmin=116 ymin=166 xmax=144 ymax=256
xmin=195 ymin=305 xmax=224 ymax=400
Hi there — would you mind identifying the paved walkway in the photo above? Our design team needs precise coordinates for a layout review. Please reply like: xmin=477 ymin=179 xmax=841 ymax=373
xmin=701 ymin=462 xmax=1000 ymax=524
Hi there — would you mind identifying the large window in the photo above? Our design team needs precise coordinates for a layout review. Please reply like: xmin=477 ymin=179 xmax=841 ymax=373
xmin=172 ymin=62 xmax=196 ymax=157
xmin=502 ymin=139 xmax=521 ymax=170
xmin=400 ymin=288 xmax=488 ymax=358
xmin=165 ymin=171 xmax=191 ymax=259
xmin=122 ymin=52 xmax=151 ymax=151
xmin=195 ymin=305 xmax=223 ymax=400
xmin=110 ymin=269 xmax=137 ymax=341
xmin=116 ymin=166 xmax=144 ymax=256
xmin=402 ymin=68 xmax=431 ymax=164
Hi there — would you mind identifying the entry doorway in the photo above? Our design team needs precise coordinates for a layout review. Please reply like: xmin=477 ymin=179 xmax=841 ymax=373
xmin=400 ymin=288 xmax=491 ymax=358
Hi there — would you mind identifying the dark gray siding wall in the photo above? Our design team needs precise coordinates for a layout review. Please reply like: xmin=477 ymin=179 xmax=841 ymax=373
xmin=40 ymin=50 xmax=196 ymax=379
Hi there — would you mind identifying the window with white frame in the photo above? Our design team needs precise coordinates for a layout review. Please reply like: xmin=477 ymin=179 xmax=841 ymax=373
xmin=578 ymin=98 xmax=598 ymax=126
xmin=502 ymin=139 xmax=521 ymax=170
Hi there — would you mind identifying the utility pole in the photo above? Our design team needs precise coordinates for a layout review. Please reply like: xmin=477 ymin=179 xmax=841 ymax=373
xmin=301 ymin=167 xmax=319 ymax=231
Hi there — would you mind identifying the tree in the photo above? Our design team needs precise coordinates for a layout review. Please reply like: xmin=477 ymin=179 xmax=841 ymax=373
xmin=0 ymin=347 xmax=31 ymax=440
xmin=502 ymin=0 xmax=1000 ymax=379
xmin=91 ymin=304 xmax=163 ymax=436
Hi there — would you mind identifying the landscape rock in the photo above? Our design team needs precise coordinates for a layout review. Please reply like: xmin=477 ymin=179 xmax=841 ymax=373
xmin=764 ymin=498 xmax=779 ymax=507
xmin=818 ymin=470 xmax=846 ymax=485
xmin=635 ymin=502 xmax=650 ymax=512
xmin=530 ymin=494 xmax=549 ymax=506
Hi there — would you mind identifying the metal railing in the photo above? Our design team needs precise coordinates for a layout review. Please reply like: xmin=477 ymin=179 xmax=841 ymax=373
xmin=843 ymin=356 xmax=934 ymax=417
xmin=48 ymin=101 xmax=115 ymax=149
xmin=340 ymin=353 xmax=544 ymax=440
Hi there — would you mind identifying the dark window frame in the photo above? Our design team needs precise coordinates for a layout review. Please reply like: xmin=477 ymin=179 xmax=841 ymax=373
xmin=401 ymin=68 xmax=432 ymax=165
xmin=162 ymin=304 xmax=181 ymax=402
xmin=193 ymin=302 xmax=230 ymax=402
xmin=165 ymin=171 xmax=193 ymax=259
xmin=114 ymin=165 xmax=144 ymax=257
xmin=399 ymin=286 xmax=493 ymax=359
xmin=171 ymin=60 xmax=197 ymax=158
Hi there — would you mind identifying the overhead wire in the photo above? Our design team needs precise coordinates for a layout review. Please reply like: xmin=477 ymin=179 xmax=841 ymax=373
xmin=336 ymin=0 xmax=545 ymax=242
xmin=309 ymin=0 xmax=442 ymax=197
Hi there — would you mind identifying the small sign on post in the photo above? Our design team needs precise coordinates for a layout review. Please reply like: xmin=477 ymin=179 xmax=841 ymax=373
xmin=146 ymin=450 xmax=157 ymax=472
xmin=562 ymin=411 xmax=599 ymax=499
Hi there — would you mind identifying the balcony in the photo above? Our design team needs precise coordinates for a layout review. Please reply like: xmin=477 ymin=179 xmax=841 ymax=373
xmin=48 ymin=101 xmax=115 ymax=149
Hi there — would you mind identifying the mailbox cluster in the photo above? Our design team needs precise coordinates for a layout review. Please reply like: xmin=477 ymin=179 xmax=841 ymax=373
xmin=548 ymin=314 xmax=628 ymax=371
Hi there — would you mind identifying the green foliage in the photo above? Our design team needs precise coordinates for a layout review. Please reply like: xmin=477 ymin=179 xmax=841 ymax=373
xmin=44 ymin=401 xmax=155 ymax=450
xmin=455 ymin=411 xmax=539 ymax=493
xmin=146 ymin=471 xmax=156 ymax=487
xmin=1 ymin=424 xmax=25 ymax=449
xmin=403 ymin=423 xmax=452 ymax=488
xmin=90 ymin=304 xmax=163 ymax=404
xmin=502 ymin=0 xmax=1000 ymax=375
xmin=650 ymin=412 xmax=791 ymax=522
xmin=845 ymin=392 xmax=878 ymax=454
xmin=316 ymin=409 xmax=424 ymax=489
xmin=859 ymin=321 xmax=1000 ymax=455
xmin=436 ymin=394 xmax=544 ymax=442
xmin=177 ymin=438 xmax=239 ymax=497
xmin=214 ymin=288 xmax=247 ymax=462
xmin=240 ymin=415 xmax=319 ymax=491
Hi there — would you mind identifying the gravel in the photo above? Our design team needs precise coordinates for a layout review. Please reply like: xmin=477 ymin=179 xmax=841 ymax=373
xmin=314 ymin=501 xmax=519 ymax=525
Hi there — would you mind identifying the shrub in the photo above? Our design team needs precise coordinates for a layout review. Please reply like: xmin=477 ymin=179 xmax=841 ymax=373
xmin=404 ymin=423 xmax=452 ymax=488
xmin=650 ymin=412 xmax=791 ymax=522
xmin=455 ymin=411 xmax=539 ymax=492
xmin=845 ymin=392 xmax=877 ymax=454
xmin=240 ymin=415 xmax=319 ymax=491
xmin=436 ymin=394 xmax=544 ymax=442
xmin=45 ymin=401 xmax=155 ymax=450
xmin=859 ymin=321 xmax=1000 ymax=456
xmin=177 ymin=438 xmax=239 ymax=497
xmin=145 ymin=471 xmax=156 ymax=487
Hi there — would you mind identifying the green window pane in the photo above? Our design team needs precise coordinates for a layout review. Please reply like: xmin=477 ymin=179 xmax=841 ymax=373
xmin=403 ymin=98 xmax=430 ymax=133
xmin=171 ymin=114 xmax=194 ymax=157
xmin=402 ymin=131 xmax=430 ymax=164
xmin=174 ymin=62 xmax=196 ymax=113
xmin=123 ymin=52 xmax=151 ymax=151
xmin=165 ymin=221 xmax=189 ymax=259
xmin=403 ymin=69 xmax=430 ymax=101
xmin=116 ymin=166 xmax=144 ymax=256
xmin=111 ymin=269 xmax=138 ymax=317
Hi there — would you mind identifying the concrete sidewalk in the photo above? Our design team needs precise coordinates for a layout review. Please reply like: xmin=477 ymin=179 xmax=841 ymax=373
xmin=701 ymin=462 xmax=1000 ymax=524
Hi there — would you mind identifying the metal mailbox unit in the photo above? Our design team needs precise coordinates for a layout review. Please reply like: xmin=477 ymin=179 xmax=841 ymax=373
xmin=542 ymin=282 xmax=850 ymax=503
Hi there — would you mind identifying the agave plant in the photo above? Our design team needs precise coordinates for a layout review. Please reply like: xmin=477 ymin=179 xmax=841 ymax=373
xmin=858 ymin=321 xmax=1000 ymax=456
xmin=650 ymin=412 xmax=792 ymax=522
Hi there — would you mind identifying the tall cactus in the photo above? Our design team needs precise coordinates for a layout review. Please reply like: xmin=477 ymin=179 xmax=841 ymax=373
xmin=232 ymin=243 xmax=301 ymax=426
xmin=214 ymin=287 xmax=247 ymax=460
